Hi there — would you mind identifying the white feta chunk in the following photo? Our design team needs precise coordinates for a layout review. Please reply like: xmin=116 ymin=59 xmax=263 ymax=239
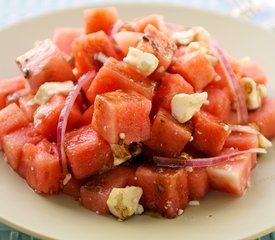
xmin=34 ymin=81 xmax=74 ymax=105
xmin=107 ymin=186 xmax=144 ymax=220
xmin=111 ymin=144 xmax=132 ymax=166
xmin=123 ymin=47 xmax=159 ymax=76
xmin=111 ymin=142 xmax=143 ymax=166
xmin=171 ymin=92 xmax=208 ymax=123
xmin=186 ymin=42 xmax=218 ymax=66
xmin=258 ymin=134 xmax=273 ymax=149
xmin=171 ymin=27 xmax=210 ymax=46
xmin=171 ymin=29 xmax=195 ymax=45
xmin=240 ymin=77 xmax=265 ymax=110
xmin=192 ymin=26 xmax=210 ymax=42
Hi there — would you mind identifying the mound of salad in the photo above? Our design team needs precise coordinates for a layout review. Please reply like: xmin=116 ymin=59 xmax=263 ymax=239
xmin=0 ymin=7 xmax=274 ymax=220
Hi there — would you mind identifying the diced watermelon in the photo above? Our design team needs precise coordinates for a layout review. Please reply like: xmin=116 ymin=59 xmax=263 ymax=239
xmin=202 ymin=86 xmax=231 ymax=121
xmin=207 ymin=148 xmax=252 ymax=196
xmin=130 ymin=14 xmax=164 ymax=32
xmin=92 ymin=90 xmax=151 ymax=144
xmin=170 ymin=51 xmax=215 ymax=91
xmin=84 ymin=7 xmax=118 ymax=34
xmin=210 ymin=59 xmax=241 ymax=101
xmin=187 ymin=168 xmax=209 ymax=200
xmin=65 ymin=125 xmax=114 ymax=179
xmin=72 ymin=31 xmax=119 ymax=75
xmin=145 ymin=108 xmax=192 ymax=157
xmin=21 ymin=139 xmax=62 ymax=194
xmin=16 ymin=39 xmax=75 ymax=93
xmin=240 ymin=61 xmax=267 ymax=85
xmin=249 ymin=97 xmax=275 ymax=139
xmin=2 ymin=124 xmax=43 ymax=172
xmin=137 ymin=24 xmax=176 ymax=74
xmin=152 ymin=73 xmax=194 ymax=113
xmin=80 ymin=166 xmax=136 ymax=215
xmin=0 ymin=103 xmax=28 ymax=146
xmin=61 ymin=176 xmax=85 ymax=199
xmin=224 ymin=132 xmax=258 ymax=150
xmin=192 ymin=111 xmax=231 ymax=156
xmin=224 ymin=132 xmax=258 ymax=168
xmin=53 ymin=27 xmax=83 ymax=55
xmin=113 ymin=31 xmax=143 ymax=56
xmin=86 ymin=57 xmax=156 ymax=103
xmin=0 ymin=76 xmax=27 ymax=110
xmin=77 ymin=104 xmax=94 ymax=127
xmin=34 ymin=94 xmax=81 ymax=141
xmin=136 ymin=164 xmax=189 ymax=218
xmin=19 ymin=94 xmax=39 ymax=122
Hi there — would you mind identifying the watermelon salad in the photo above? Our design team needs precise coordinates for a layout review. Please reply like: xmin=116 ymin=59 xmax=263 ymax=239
xmin=0 ymin=7 xmax=275 ymax=220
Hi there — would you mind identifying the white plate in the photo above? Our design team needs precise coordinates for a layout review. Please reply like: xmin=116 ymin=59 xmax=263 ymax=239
xmin=1 ymin=3 xmax=275 ymax=240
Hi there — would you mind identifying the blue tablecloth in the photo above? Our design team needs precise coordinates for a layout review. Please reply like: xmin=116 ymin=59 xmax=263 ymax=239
xmin=0 ymin=0 xmax=274 ymax=239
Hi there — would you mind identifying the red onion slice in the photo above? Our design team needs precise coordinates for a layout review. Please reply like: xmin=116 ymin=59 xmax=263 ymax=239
xmin=109 ymin=19 xmax=124 ymax=36
xmin=94 ymin=52 xmax=108 ymax=64
xmin=209 ymin=40 xmax=248 ymax=125
xmin=153 ymin=148 xmax=266 ymax=168
xmin=57 ymin=71 xmax=95 ymax=173
xmin=228 ymin=124 xmax=260 ymax=135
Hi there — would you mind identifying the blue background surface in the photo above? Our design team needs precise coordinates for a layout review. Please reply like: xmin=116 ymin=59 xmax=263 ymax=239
xmin=0 ymin=0 xmax=274 ymax=239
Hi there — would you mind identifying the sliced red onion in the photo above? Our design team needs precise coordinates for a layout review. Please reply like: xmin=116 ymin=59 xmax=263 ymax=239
xmin=153 ymin=148 xmax=266 ymax=168
xmin=57 ymin=71 xmax=95 ymax=173
xmin=209 ymin=40 xmax=248 ymax=125
xmin=94 ymin=52 xmax=108 ymax=64
xmin=109 ymin=19 xmax=124 ymax=36
xmin=229 ymin=124 xmax=260 ymax=135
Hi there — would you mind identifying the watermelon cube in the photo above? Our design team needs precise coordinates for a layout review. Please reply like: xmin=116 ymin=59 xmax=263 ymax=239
xmin=187 ymin=168 xmax=209 ymax=200
xmin=145 ymin=108 xmax=192 ymax=157
xmin=113 ymin=31 xmax=143 ymax=56
xmin=224 ymin=132 xmax=258 ymax=168
xmin=224 ymin=132 xmax=259 ymax=151
xmin=170 ymin=51 xmax=215 ymax=91
xmin=207 ymin=148 xmax=252 ymax=196
xmin=192 ymin=111 xmax=231 ymax=156
xmin=0 ymin=76 xmax=27 ymax=110
xmin=61 ymin=176 xmax=85 ymax=199
xmin=129 ymin=14 xmax=164 ymax=32
xmin=65 ymin=125 xmax=114 ymax=179
xmin=21 ymin=139 xmax=62 ymax=194
xmin=152 ymin=73 xmax=194 ymax=113
xmin=2 ymin=123 xmax=43 ymax=172
xmin=16 ymin=39 xmax=75 ymax=93
xmin=92 ymin=90 xmax=151 ymax=144
xmin=72 ymin=31 xmax=119 ymax=75
xmin=84 ymin=7 xmax=118 ymax=34
xmin=86 ymin=57 xmax=156 ymax=104
xmin=80 ymin=166 xmax=136 ymax=215
xmin=53 ymin=27 xmax=83 ymax=55
xmin=34 ymin=94 xmax=81 ymax=141
xmin=136 ymin=164 xmax=189 ymax=218
xmin=77 ymin=104 xmax=94 ymax=127
xmin=137 ymin=24 xmax=176 ymax=74
xmin=202 ymin=86 xmax=231 ymax=121
xmin=240 ymin=61 xmax=267 ymax=85
xmin=249 ymin=97 xmax=275 ymax=139
xmin=0 ymin=103 xmax=29 ymax=145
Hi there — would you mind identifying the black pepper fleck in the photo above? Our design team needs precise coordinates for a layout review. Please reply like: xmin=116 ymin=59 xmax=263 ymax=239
xmin=22 ymin=68 xmax=31 ymax=78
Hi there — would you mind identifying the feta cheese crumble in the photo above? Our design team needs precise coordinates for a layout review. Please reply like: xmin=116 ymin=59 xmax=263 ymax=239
xmin=171 ymin=92 xmax=208 ymax=123
xmin=34 ymin=81 xmax=74 ymax=105
xmin=123 ymin=47 xmax=159 ymax=76
xmin=107 ymin=186 xmax=144 ymax=220
xmin=240 ymin=77 xmax=266 ymax=110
